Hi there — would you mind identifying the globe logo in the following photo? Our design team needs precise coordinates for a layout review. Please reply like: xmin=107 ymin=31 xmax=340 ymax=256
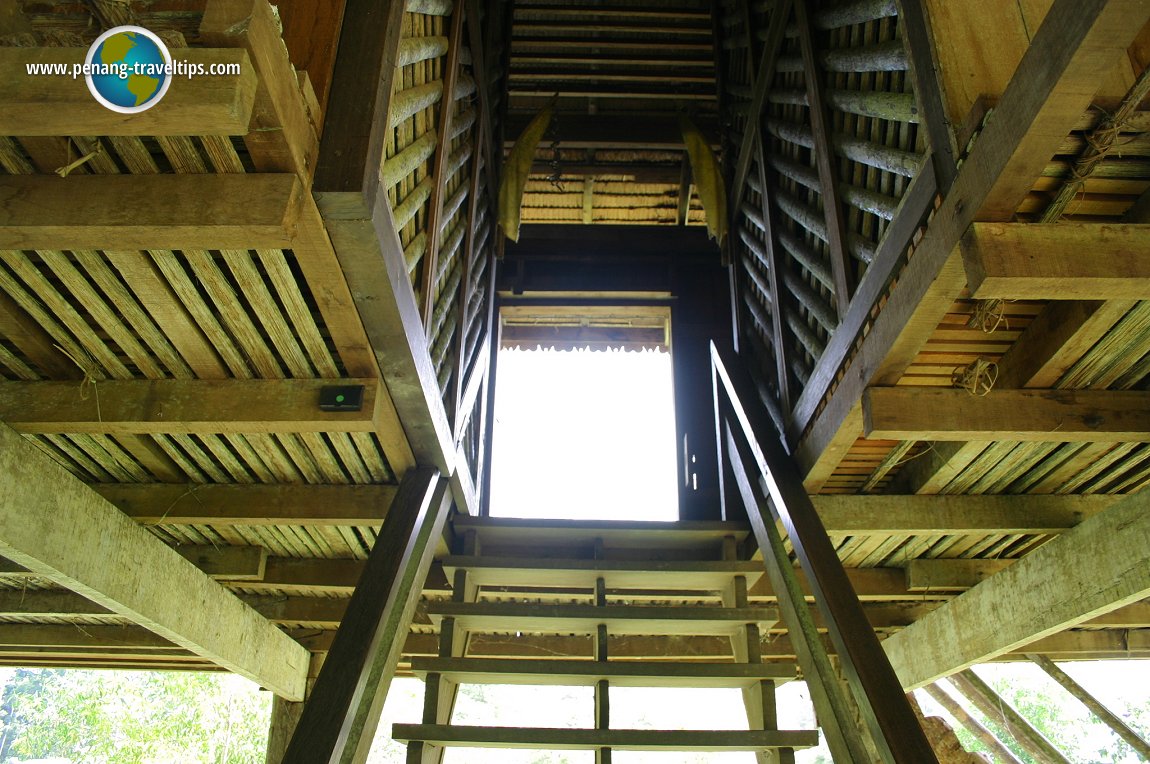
xmin=84 ymin=26 xmax=172 ymax=114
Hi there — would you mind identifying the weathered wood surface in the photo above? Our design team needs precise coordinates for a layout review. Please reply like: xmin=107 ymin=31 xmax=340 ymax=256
xmin=0 ymin=422 xmax=308 ymax=699
xmin=0 ymin=174 xmax=301 ymax=250
xmin=864 ymin=388 xmax=1150 ymax=442
xmin=0 ymin=378 xmax=384 ymax=434
xmin=0 ymin=49 xmax=256 ymax=136
xmin=883 ymin=490 xmax=1150 ymax=688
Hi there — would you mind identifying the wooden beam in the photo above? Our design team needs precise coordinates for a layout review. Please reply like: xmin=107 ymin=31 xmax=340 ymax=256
xmin=0 ymin=421 xmax=308 ymax=699
xmin=0 ymin=49 xmax=256 ymax=136
xmin=0 ymin=174 xmax=302 ymax=251
xmin=174 ymin=544 xmax=267 ymax=580
xmin=0 ymin=378 xmax=384 ymax=435
xmin=963 ymin=223 xmax=1150 ymax=299
xmin=97 ymin=483 xmax=397 ymax=526
xmin=283 ymin=468 xmax=452 ymax=763
xmin=391 ymin=725 xmax=819 ymax=752
xmin=864 ymin=388 xmax=1150 ymax=442
xmin=905 ymin=559 xmax=1015 ymax=592
xmin=791 ymin=0 xmax=1150 ymax=483
xmin=882 ymin=489 xmax=1150 ymax=688
xmin=1028 ymin=654 xmax=1150 ymax=760
xmin=312 ymin=0 xmax=406 ymax=194
xmin=316 ymin=191 xmax=459 ymax=478
xmin=0 ymin=290 xmax=80 ymax=380
xmin=201 ymin=0 xmax=319 ymax=177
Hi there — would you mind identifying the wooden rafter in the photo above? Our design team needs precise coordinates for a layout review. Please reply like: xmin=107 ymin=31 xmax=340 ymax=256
xmin=793 ymin=0 xmax=852 ymax=316
xmin=0 ymin=422 xmax=308 ymax=699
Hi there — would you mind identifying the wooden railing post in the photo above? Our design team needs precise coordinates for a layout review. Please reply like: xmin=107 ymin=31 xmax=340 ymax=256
xmin=711 ymin=341 xmax=939 ymax=764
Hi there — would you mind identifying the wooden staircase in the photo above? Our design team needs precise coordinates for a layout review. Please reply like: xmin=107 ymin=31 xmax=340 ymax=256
xmin=393 ymin=516 xmax=820 ymax=761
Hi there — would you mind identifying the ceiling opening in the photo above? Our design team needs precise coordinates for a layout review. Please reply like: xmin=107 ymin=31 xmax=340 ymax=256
xmin=489 ymin=303 xmax=678 ymax=521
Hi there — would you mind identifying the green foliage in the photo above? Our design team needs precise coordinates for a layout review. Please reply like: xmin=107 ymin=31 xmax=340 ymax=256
xmin=0 ymin=668 xmax=271 ymax=764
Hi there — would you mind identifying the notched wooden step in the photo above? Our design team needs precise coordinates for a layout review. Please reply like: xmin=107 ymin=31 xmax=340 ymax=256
xmin=410 ymin=656 xmax=798 ymax=688
xmin=425 ymin=601 xmax=780 ymax=635
xmin=391 ymin=724 xmax=820 ymax=751
xmin=441 ymin=555 xmax=766 ymax=590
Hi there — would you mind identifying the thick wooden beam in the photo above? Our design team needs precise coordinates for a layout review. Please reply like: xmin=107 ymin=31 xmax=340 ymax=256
xmin=905 ymin=559 xmax=1014 ymax=592
xmin=98 ymin=483 xmax=397 ymax=525
xmin=0 ymin=174 xmax=302 ymax=251
xmin=317 ymin=192 xmax=457 ymax=478
xmin=864 ymin=388 xmax=1150 ymax=442
xmin=89 ymin=482 xmax=1115 ymax=533
xmin=0 ymin=422 xmax=308 ymax=698
xmin=0 ymin=378 xmax=384 ymax=435
xmin=792 ymin=0 xmax=1150 ymax=484
xmin=963 ymin=223 xmax=1150 ymax=299
xmin=312 ymin=0 xmax=406 ymax=195
xmin=883 ymin=489 xmax=1150 ymax=688
xmin=0 ymin=49 xmax=256 ymax=136
xmin=283 ymin=468 xmax=452 ymax=764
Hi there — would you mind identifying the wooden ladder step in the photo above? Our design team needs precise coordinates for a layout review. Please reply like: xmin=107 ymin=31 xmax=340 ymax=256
xmin=392 ymin=724 xmax=820 ymax=751
xmin=451 ymin=516 xmax=754 ymax=551
xmin=410 ymin=657 xmax=798 ymax=687
xmin=442 ymin=555 xmax=765 ymax=589
xmin=426 ymin=601 xmax=780 ymax=635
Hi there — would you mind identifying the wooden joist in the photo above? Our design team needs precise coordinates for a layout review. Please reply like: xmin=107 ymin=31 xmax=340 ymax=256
xmin=882 ymin=489 xmax=1150 ymax=689
xmin=0 ymin=174 xmax=301 ymax=251
xmin=391 ymin=725 xmax=820 ymax=751
xmin=0 ymin=421 xmax=308 ymax=699
xmin=963 ymin=223 xmax=1150 ymax=299
xmin=863 ymin=388 xmax=1150 ymax=442
xmin=904 ymin=559 xmax=1015 ymax=592
xmin=0 ymin=49 xmax=256 ymax=136
xmin=0 ymin=378 xmax=384 ymax=435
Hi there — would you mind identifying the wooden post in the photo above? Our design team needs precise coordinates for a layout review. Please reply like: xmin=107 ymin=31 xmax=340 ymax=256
xmin=1028 ymin=655 xmax=1150 ymax=760
xmin=282 ymin=468 xmax=453 ymax=764
xmin=594 ymin=574 xmax=611 ymax=764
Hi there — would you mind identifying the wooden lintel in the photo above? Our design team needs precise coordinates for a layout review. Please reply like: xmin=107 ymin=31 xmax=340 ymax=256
xmin=0 ymin=378 xmax=384 ymax=435
xmin=883 ymin=489 xmax=1150 ymax=689
xmin=0 ymin=422 xmax=308 ymax=699
xmin=0 ymin=49 xmax=256 ymax=136
xmin=791 ymin=0 xmax=1150 ymax=485
xmin=0 ymin=174 xmax=302 ymax=251
xmin=863 ymin=387 xmax=1150 ymax=442
xmin=963 ymin=223 xmax=1150 ymax=299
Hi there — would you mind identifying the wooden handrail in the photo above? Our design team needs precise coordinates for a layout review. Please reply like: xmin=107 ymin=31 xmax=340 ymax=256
xmin=710 ymin=341 xmax=939 ymax=764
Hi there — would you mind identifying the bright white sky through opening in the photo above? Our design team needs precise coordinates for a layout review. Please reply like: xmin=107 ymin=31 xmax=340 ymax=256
xmin=490 ymin=347 xmax=679 ymax=521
